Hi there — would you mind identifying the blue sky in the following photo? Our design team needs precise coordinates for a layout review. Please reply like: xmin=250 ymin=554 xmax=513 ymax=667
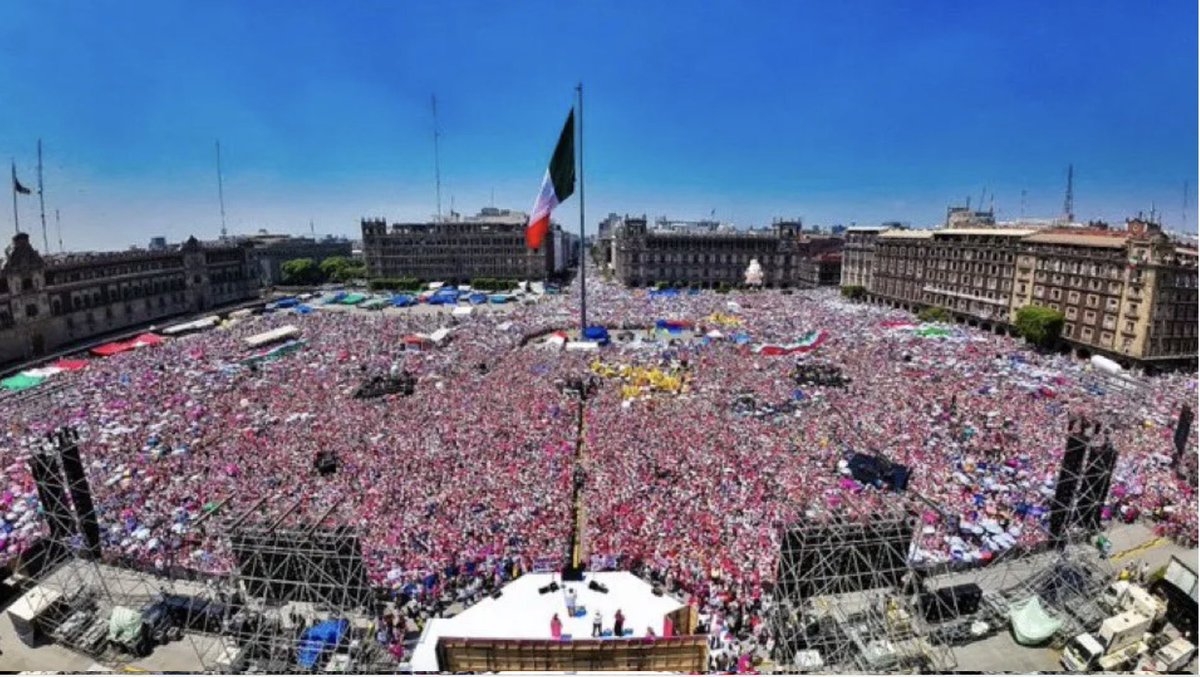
xmin=0 ymin=0 xmax=1196 ymax=251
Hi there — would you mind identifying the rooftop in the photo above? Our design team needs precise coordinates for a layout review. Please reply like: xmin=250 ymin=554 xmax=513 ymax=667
xmin=1023 ymin=230 xmax=1130 ymax=249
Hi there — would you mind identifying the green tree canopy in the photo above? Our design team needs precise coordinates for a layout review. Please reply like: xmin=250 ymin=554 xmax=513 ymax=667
xmin=1015 ymin=305 xmax=1065 ymax=349
xmin=281 ymin=258 xmax=322 ymax=285
xmin=320 ymin=256 xmax=366 ymax=283
xmin=840 ymin=285 xmax=866 ymax=301
xmin=917 ymin=306 xmax=952 ymax=323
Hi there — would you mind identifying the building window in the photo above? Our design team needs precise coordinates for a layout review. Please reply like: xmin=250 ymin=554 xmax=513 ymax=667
xmin=22 ymin=277 xmax=33 ymax=292
xmin=1082 ymin=327 xmax=1094 ymax=341
xmin=25 ymin=303 xmax=37 ymax=317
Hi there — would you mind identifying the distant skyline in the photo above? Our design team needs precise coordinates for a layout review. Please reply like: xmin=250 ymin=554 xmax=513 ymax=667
xmin=1 ymin=0 xmax=1196 ymax=252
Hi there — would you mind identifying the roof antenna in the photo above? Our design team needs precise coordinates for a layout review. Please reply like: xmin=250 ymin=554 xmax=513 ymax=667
xmin=1063 ymin=163 xmax=1074 ymax=223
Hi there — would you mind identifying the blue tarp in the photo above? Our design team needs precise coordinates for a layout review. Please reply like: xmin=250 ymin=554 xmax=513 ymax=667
xmin=650 ymin=288 xmax=680 ymax=298
xmin=731 ymin=332 xmax=752 ymax=345
xmin=391 ymin=295 xmax=415 ymax=307
xmin=428 ymin=290 xmax=460 ymax=305
xmin=583 ymin=326 xmax=610 ymax=345
xmin=468 ymin=293 xmax=488 ymax=305
xmin=297 ymin=619 xmax=349 ymax=669
xmin=275 ymin=298 xmax=299 ymax=309
xmin=489 ymin=295 xmax=511 ymax=304
xmin=295 ymin=304 xmax=313 ymax=315
xmin=325 ymin=292 xmax=347 ymax=304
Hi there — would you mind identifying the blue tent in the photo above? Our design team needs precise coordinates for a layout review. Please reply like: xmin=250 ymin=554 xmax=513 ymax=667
xmin=295 ymin=304 xmax=313 ymax=315
xmin=489 ymin=295 xmax=511 ymax=304
xmin=468 ymin=293 xmax=488 ymax=305
xmin=275 ymin=297 xmax=299 ymax=309
xmin=325 ymin=292 xmax=347 ymax=304
xmin=583 ymin=326 xmax=610 ymax=345
xmin=391 ymin=294 xmax=415 ymax=307
xmin=297 ymin=619 xmax=349 ymax=669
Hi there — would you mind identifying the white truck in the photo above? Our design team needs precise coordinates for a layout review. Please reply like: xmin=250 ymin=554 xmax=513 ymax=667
xmin=1061 ymin=611 xmax=1152 ymax=672
xmin=1143 ymin=636 xmax=1197 ymax=673
xmin=1099 ymin=581 xmax=1167 ymax=624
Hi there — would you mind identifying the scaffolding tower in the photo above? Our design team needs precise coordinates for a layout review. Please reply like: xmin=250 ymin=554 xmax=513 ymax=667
xmin=769 ymin=505 xmax=955 ymax=673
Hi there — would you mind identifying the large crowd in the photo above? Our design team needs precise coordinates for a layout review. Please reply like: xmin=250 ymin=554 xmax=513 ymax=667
xmin=0 ymin=269 xmax=1194 ymax=669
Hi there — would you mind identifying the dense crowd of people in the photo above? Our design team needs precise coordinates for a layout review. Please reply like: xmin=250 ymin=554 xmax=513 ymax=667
xmin=0 ymin=269 xmax=1194 ymax=669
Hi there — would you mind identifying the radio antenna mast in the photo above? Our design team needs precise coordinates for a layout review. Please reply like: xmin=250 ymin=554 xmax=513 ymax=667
xmin=216 ymin=140 xmax=228 ymax=240
xmin=432 ymin=94 xmax=443 ymax=221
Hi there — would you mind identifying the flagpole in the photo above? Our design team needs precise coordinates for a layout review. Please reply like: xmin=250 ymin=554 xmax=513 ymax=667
xmin=577 ymin=82 xmax=586 ymax=332
xmin=38 ymin=139 xmax=48 ymax=252
xmin=10 ymin=160 xmax=18 ymax=236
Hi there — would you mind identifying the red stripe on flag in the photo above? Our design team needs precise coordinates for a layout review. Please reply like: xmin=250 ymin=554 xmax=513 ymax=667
xmin=526 ymin=215 xmax=550 ymax=250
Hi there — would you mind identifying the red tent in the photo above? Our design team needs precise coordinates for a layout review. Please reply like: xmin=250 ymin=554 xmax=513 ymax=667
xmin=91 ymin=341 xmax=132 ymax=357
xmin=51 ymin=358 xmax=88 ymax=371
xmin=129 ymin=332 xmax=165 ymax=347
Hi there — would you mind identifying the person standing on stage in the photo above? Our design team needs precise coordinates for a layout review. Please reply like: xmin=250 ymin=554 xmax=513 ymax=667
xmin=592 ymin=610 xmax=603 ymax=638
xmin=565 ymin=587 xmax=578 ymax=616
xmin=613 ymin=609 xmax=625 ymax=637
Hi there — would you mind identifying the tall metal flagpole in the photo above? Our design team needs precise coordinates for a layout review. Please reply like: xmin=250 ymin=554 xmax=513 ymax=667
xmin=577 ymin=82 xmax=586 ymax=332
xmin=216 ymin=140 xmax=228 ymax=240
xmin=10 ymin=160 xmax=18 ymax=235
xmin=38 ymin=139 xmax=48 ymax=252
xmin=56 ymin=209 xmax=63 ymax=253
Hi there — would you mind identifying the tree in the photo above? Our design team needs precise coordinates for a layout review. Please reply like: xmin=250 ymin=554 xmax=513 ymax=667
xmin=1015 ymin=305 xmax=1065 ymax=349
xmin=320 ymin=256 xmax=366 ymax=283
xmin=840 ymin=285 xmax=866 ymax=301
xmin=281 ymin=258 xmax=322 ymax=286
xmin=917 ymin=306 xmax=951 ymax=323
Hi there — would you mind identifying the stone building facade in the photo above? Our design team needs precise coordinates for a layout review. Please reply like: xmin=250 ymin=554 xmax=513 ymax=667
xmin=610 ymin=217 xmax=843 ymax=288
xmin=360 ymin=208 xmax=569 ymax=282
xmin=0 ymin=233 xmax=261 ymax=367
xmin=1011 ymin=220 xmax=1197 ymax=363
xmin=864 ymin=218 xmax=1197 ymax=366
xmin=840 ymin=225 xmax=892 ymax=289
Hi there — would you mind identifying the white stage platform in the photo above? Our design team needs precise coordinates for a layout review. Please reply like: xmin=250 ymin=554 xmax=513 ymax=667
xmin=410 ymin=571 xmax=685 ymax=672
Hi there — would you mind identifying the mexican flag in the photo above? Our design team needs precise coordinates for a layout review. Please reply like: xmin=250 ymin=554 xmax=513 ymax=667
xmin=754 ymin=330 xmax=828 ymax=355
xmin=526 ymin=110 xmax=575 ymax=250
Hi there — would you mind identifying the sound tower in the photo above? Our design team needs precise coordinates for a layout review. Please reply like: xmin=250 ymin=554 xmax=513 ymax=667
xmin=1049 ymin=420 xmax=1088 ymax=547
xmin=58 ymin=438 xmax=102 ymax=558
xmin=1176 ymin=404 xmax=1194 ymax=459
xmin=27 ymin=452 xmax=76 ymax=545
xmin=1077 ymin=440 xmax=1118 ymax=531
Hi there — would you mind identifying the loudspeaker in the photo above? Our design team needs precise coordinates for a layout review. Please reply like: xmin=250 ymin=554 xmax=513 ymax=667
xmin=1049 ymin=429 xmax=1087 ymax=545
xmin=1077 ymin=441 xmax=1117 ymax=531
xmin=491 ymin=589 xmax=503 ymax=600
xmin=588 ymin=580 xmax=609 ymax=594
xmin=58 ymin=442 xmax=101 ymax=558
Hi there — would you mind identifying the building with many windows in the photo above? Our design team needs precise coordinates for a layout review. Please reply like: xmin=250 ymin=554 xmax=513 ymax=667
xmin=232 ymin=232 xmax=354 ymax=286
xmin=840 ymin=225 xmax=898 ymax=289
xmin=1011 ymin=219 xmax=1197 ymax=363
xmin=0 ymin=232 xmax=261 ymax=367
xmin=864 ymin=214 xmax=1197 ymax=366
xmin=609 ymin=216 xmax=843 ymax=288
xmin=361 ymin=208 xmax=575 ymax=283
